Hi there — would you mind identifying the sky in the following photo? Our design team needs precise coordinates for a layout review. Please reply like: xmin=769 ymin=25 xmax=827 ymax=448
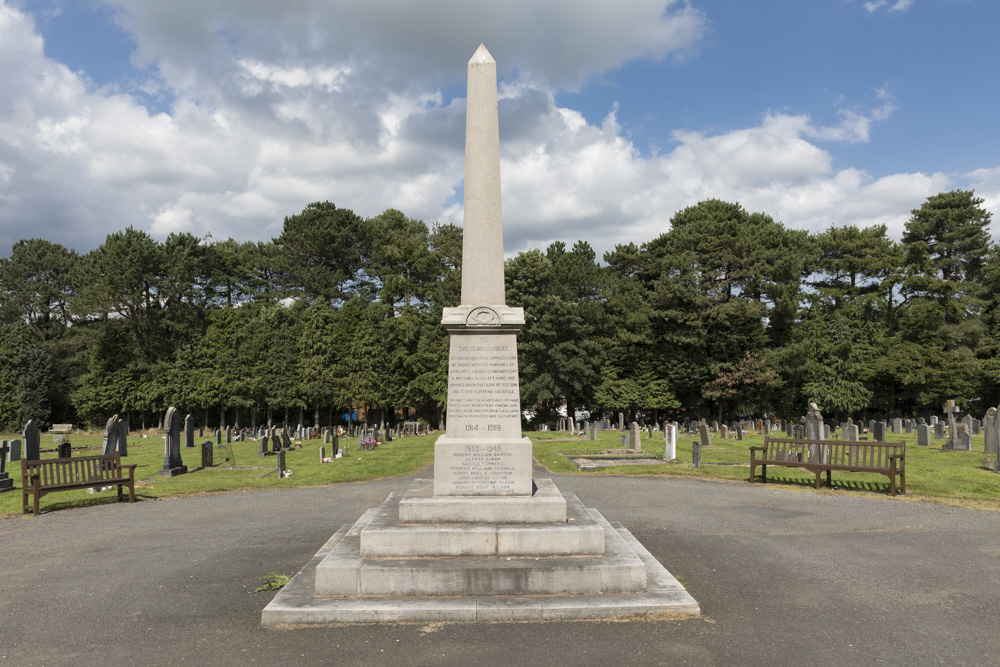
xmin=1 ymin=0 xmax=998 ymax=259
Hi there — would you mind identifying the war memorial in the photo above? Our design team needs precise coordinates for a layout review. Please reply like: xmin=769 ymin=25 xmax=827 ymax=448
xmin=261 ymin=45 xmax=699 ymax=625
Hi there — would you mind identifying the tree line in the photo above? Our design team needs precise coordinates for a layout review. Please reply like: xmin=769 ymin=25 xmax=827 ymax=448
xmin=0 ymin=191 xmax=997 ymax=431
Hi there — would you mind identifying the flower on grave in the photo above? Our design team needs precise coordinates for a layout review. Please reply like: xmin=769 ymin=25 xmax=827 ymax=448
xmin=322 ymin=457 xmax=333 ymax=463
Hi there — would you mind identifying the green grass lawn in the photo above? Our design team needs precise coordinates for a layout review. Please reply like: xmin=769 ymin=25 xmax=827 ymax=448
xmin=530 ymin=428 xmax=1000 ymax=509
xmin=3 ymin=426 xmax=999 ymax=516
xmin=0 ymin=430 xmax=437 ymax=517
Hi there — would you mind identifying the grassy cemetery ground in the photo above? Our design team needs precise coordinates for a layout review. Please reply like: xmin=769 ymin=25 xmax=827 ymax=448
xmin=0 ymin=430 xmax=437 ymax=517
xmin=3 ymin=426 xmax=1000 ymax=516
xmin=530 ymin=428 xmax=1000 ymax=510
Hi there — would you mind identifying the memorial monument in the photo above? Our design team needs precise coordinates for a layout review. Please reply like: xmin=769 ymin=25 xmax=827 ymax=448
xmin=262 ymin=45 xmax=698 ymax=625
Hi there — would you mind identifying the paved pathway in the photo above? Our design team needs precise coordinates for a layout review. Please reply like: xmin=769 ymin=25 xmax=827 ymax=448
xmin=2 ymin=468 xmax=999 ymax=666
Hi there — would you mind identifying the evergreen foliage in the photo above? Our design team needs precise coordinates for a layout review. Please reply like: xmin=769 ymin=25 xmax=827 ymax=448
xmin=0 ymin=191 xmax=995 ymax=430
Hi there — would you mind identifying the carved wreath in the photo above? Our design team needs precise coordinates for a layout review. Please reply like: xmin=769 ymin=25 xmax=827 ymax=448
xmin=466 ymin=306 xmax=500 ymax=326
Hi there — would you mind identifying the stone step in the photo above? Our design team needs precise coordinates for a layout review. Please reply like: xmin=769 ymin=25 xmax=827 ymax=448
xmin=315 ymin=506 xmax=645 ymax=597
xmin=263 ymin=513 xmax=699 ymax=625
xmin=398 ymin=478 xmax=567 ymax=524
xmin=361 ymin=491 xmax=604 ymax=558
xmin=0 ymin=473 xmax=13 ymax=492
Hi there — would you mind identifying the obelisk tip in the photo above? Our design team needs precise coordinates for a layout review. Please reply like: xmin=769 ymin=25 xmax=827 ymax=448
xmin=470 ymin=43 xmax=494 ymax=65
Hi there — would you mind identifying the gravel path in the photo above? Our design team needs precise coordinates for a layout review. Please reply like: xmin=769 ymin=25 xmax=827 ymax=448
xmin=1 ymin=467 xmax=998 ymax=666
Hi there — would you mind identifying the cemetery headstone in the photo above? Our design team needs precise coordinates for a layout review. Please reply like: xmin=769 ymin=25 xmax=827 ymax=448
xmin=985 ymin=407 xmax=998 ymax=456
xmin=692 ymin=438 xmax=701 ymax=468
xmin=159 ymin=407 xmax=187 ymax=476
xmin=117 ymin=419 xmax=128 ymax=456
xmin=720 ymin=425 xmax=729 ymax=439
xmin=954 ymin=423 xmax=972 ymax=452
xmin=665 ymin=423 xmax=677 ymax=461
xmin=805 ymin=402 xmax=823 ymax=441
xmin=0 ymin=441 xmax=11 ymax=492
xmin=101 ymin=414 xmax=120 ymax=456
xmin=23 ymin=419 xmax=40 ymax=461
xmin=185 ymin=414 xmax=195 ymax=449
xmin=699 ymin=423 xmax=712 ymax=450
xmin=934 ymin=421 xmax=945 ymax=440
xmin=618 ymin=413 xmax=624 ymax=431
xmin=629 ymin=422 xmax=640 ymax=451
xmin=873 ymin=421 xmax=885 ymax=443
xmin=277 ymin=450 xmax=287 ymax=478
xmin=944 ymin=400 xmax=960 ymax=451
xmin=320 ymin=446 xmax=326 ymax=462
xmin=893 ymin=418 xmax=902 ymax=433
xmin=214 ymin=428 xmax=222 ymax=445
xmin=8 ymin=439 xmax=21 ymax=463
xmin=201 ymin=441 xmax=214 ymax=468
xmin=259 ymin=436 xmax=269 ymax=457
xmin=57 ymin=441 xmax=71 ymax=458
xmin=917 ymin=424 xmax=931 ymax=446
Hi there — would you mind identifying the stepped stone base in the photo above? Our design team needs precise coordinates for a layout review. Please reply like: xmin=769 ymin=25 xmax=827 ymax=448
xmin=362 ymin=489 xmax=603 ymax=557
xmin=262 ymin=479 xmax=699 ymax=625
xmin=0 ymin=472 xmax=12 ymax=492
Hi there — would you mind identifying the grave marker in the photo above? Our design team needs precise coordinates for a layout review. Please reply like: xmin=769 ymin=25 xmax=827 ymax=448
xmin=159 ymin=407 xmax=187 ymax=476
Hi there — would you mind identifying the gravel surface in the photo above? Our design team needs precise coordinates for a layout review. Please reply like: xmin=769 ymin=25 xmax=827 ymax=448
xmin=2 ymin=466 xmax=999 ymax=666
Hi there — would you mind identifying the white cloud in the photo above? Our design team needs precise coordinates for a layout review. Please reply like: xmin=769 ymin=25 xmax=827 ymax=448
xmin=864 ymin=0 xmax=914 ymax=14
xmin=0 ymin=0 xmax=994 ymax=264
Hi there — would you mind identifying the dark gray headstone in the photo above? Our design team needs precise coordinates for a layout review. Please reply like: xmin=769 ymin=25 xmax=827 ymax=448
xmin=201 ymin=441 xmax=214 ymax=468
xmin=23 ymin=419 xmax=41 ymax=461
xmin=57 ymin=442 xmax=71 ymax=458
xmin=259 ymin=436 xmax=269 ymax=456
xmin=7 ymin=439 xmax=21 ymax=463
xmin=185 ymin=414 xmax=195 ymax=448
xmin=917 ymin=424 xmax=930 ymax=446
xmin=159 ymin=407 xmax=187 ymax=476
xmin=277 ymin=450 xmax=287 ymax=478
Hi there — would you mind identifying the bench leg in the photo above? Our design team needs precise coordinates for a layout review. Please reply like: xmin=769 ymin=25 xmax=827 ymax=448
xmin=761 ymin=464 xmax=766 ymax=483
xmin=128 ymin=482 xmax=135 ymax=503
xmin=33 ymin=480 xmax=40 ymax=516
xmin=814 ymin=471 xmax=822 ymax=489
xmin=826 ymin=469 xmax=832 ymax=489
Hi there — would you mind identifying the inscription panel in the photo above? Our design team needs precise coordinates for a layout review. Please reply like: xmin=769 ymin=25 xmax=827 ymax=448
xmin=434 ymin=439 xmax=532 ymax=496
xmin=445 ymin=333 xmax=522 ymax=440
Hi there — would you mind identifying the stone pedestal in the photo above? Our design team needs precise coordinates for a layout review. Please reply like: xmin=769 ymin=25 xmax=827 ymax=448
xmin=262 ymin=478 xmax=699 ymax=624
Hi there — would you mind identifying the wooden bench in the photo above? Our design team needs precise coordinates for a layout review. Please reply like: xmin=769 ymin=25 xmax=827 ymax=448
xmin=750 ymin=437 xmax=905 ymax=495
xmin=48 ymin=423 xmax=74 ymax=434
xmin=21 ymin=453 xmax=137 ymax=516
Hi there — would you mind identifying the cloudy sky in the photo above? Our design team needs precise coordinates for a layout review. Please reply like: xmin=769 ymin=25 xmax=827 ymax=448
xmin=1 ymin=0 xmax=998 ymax=258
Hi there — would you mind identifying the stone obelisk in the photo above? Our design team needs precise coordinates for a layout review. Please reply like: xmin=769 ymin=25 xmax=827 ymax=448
xmin=433 ymin=44 xmax=532 ymax=497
